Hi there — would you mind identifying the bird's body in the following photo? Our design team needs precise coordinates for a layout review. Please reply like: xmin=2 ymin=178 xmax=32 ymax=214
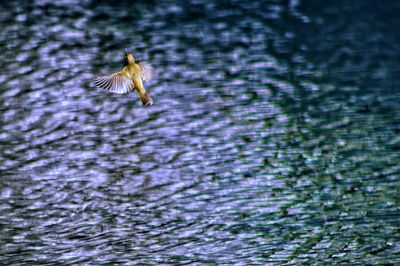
xmin=93 ymin=50 xmax=154 ymax=106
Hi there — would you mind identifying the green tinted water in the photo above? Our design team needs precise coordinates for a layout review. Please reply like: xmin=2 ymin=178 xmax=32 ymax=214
xmin=0 ymin=0 xmax=399 ymax=264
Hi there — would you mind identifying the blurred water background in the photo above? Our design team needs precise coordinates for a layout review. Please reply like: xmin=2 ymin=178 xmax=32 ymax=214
xmin=1 ymin=0 xmax=400 ymax=264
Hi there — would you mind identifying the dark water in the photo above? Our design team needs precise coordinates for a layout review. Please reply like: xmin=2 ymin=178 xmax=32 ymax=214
xmin=1 ymin=0 xmax=400 ymax=264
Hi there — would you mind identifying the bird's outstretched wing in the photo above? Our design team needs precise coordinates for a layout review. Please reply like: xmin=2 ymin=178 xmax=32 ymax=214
xmin=138 ymin=61 xmax=154 ymax=82
xmin=93 ymin=71 xmax=133 ymax=94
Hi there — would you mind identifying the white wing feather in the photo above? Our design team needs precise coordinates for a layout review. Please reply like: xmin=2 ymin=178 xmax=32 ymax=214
xmin=138 ymin=61 xmax=154 ymax=82
xmin=93 ymin=72 xmax=133 ymax=94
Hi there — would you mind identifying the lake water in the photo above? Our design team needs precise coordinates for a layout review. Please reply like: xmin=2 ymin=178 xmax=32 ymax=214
xmin=1 ymin=0 xmax=400 ymax=264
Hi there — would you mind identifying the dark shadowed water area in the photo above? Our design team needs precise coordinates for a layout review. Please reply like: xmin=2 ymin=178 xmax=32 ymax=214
xmin=1 ymin=0 xmax=400 ymax=264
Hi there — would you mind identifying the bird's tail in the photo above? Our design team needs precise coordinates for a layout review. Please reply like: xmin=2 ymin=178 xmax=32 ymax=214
xmin=138 ymin=90 xmax=153 ymax=106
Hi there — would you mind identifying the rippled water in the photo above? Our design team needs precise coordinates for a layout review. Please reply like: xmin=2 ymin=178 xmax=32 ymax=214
xmin=1 ymin=0 xmax=400 ymax=264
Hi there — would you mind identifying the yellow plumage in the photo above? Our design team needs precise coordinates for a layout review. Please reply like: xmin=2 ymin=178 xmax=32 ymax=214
xmin=93 ymin=50 xmax=154 ymax=106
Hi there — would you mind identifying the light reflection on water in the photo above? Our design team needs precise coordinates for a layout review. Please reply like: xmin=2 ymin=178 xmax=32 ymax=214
xmin=1 ymin=0 xmax=400 ymax=264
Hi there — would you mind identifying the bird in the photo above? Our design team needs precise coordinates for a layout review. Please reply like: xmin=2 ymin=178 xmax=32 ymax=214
xmin=93 ymin=49 xmax=154 ymax=106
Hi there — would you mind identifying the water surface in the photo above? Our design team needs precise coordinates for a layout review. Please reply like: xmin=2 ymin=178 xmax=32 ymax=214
xmin=1 ymin=0 xmax=400 ymax=264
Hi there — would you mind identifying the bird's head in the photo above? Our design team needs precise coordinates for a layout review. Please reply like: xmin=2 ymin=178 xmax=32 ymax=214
xmin=124 ymin=49 xmax=135 ymax=66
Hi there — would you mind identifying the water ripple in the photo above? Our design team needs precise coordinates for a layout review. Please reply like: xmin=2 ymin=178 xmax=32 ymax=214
xmin=1 ymin=0 xmax=400 ymax=265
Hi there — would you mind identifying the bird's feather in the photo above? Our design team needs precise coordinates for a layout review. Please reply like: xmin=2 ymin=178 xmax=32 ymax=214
xmin=138 ymin=61 xmax=154 ymax=81
xmin=93 ymin=71 xmax=133 ymax=94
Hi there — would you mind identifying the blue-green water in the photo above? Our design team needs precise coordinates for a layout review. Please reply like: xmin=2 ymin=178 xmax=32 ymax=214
xmin=1 ymin=0 xmax=400 ymax=264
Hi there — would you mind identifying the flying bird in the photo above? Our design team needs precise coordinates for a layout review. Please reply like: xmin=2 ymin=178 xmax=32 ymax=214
xmin=93 ymin=49 xmax=154 ymax=106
